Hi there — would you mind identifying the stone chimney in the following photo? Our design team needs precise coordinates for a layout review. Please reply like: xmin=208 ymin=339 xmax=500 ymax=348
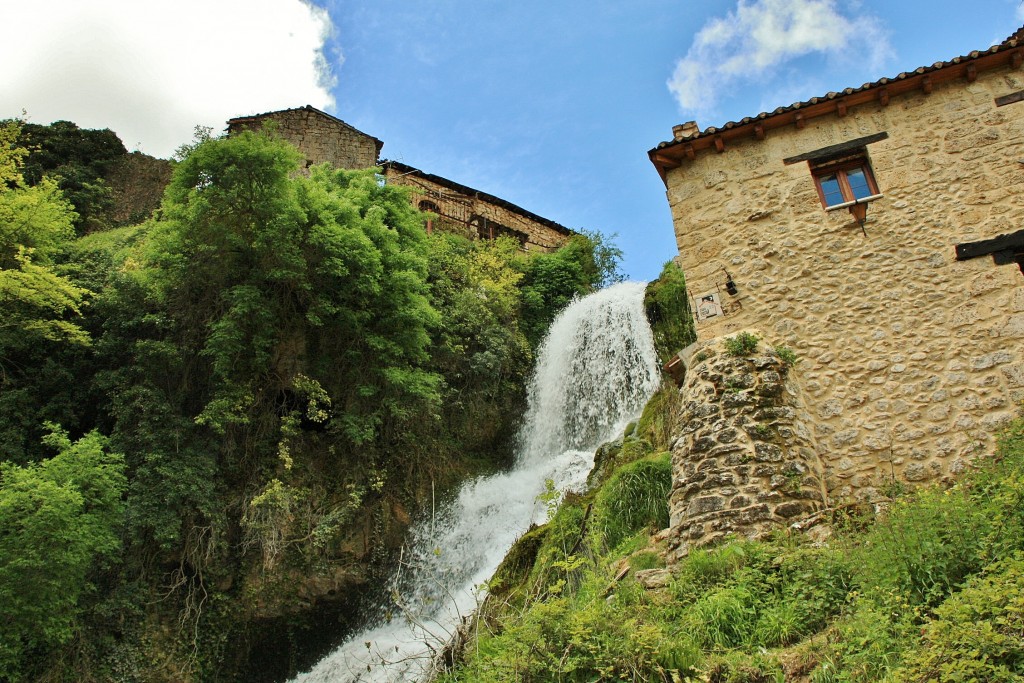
xmin=672 ymin=121 xmax=700 ymax=141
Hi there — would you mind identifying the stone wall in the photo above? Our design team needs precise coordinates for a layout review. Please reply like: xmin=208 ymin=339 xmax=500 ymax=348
xmin=106 ymin=151 xmax=173 ymax=225
xmin=660 ymin=61 xmax=1024 ymax=499
xmin=384 ymin=165 xmax=573 ymax=253
xmin=667 ymin=332 xmax=825 ymax=557
xmin=227 ymin=106 xmax=380 ymax=171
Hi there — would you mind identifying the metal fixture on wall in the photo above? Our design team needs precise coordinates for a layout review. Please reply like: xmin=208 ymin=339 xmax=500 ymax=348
xmin=850 ymin=200 xmax=869 ymax=236
xmin=723 ymin=269 xmax=738 ymax=296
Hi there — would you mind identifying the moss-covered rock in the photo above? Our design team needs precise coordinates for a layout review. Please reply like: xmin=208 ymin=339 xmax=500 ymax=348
xmin=644 ymin=261 xmax=697 ymax=365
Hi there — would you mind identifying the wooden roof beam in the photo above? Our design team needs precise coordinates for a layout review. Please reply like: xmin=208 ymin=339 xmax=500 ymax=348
xmin=652 ymin=153 xmax=681 ymax=170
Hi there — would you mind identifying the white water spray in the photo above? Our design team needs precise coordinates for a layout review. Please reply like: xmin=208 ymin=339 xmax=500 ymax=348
xmin=292 ymin=281 xmax=660 ymax=682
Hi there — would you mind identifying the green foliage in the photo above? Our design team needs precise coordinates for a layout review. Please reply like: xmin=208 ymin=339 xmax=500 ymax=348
xmin=635 ymin=383 xmax=682 ymax=451
xmin=528 ymin=499 xmax=591 ymax=596
xmin=15 ymin=120 xmax=127 ymax=233
xmin=847 ymin=483 xmax=989 ymax=608
xmin=593 ymin=453 xmax=671 ymax=551
xmin=0 ymin=427 xmax=125 ymax=679
xmin=0 ymin=119 xmax=631 ymax=679
xmin=644 ymin=260 xmax=697 ymax=363
xmin=449 ymin=401 xmax=1024 ymax=683
xmin=899 ymin=555 xmax=1024 ymax=682
xmin=774 ymin=345 xmax=798 ymax=367
xmin=423 ymin=233 xmax=532 ymax=466
xmin=0 ymin=119 xmax=90 ymax=397
xmin=518 ymin=231 xmax=622 ymax=348
xmin=724 ymin=331 xmax=760 ymax=356
xmin=149 ymin=131 xmax=441 ymax=445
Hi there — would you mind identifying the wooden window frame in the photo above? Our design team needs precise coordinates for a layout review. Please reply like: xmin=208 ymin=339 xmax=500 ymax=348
xmin=810 ymin=156 xmax=881 ymax=210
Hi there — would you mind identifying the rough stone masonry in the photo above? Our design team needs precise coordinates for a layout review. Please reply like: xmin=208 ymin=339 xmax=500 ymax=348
xmin=667 ymin=332 xmax=826 ymax=557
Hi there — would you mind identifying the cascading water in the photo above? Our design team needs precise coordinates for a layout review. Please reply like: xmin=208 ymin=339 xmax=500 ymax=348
xmin=292 ymin=280 xmax=660 ymax=683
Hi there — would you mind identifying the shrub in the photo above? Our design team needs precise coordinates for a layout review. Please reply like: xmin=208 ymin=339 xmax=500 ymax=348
xmin=724 ymin=331 xmax=759 ymax=356
xmin=687 ymin=584 xmax=761 ymax=649
xmin=774 ymin=345 xmax=798 ymax=367
xmin=847 ymin=484 xmax=989 ymax=608
xmin=899 ymin=555 xmax=1024 ymax=682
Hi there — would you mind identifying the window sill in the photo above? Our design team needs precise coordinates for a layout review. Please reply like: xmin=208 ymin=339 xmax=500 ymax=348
xmin=824 ymin=194 xmax=884 ymax=212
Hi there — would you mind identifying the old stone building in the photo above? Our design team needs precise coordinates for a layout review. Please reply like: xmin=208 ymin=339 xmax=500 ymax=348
xmin=226 ymin=106 xmax=572 ymax=252
xmin=650 ymin=27 xmax=1024 ymax=527
xmin=227 ymin=105 xmax=383 ymax=171
xmin=382 ymin=161 xmax=572 ymax=252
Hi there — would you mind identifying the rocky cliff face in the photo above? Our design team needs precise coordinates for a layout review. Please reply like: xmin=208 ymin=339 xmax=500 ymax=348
xmin=667 ymin=331 xmax=826 ymax=559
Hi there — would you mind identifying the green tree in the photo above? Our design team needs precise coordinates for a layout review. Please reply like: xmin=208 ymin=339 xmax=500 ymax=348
xmin=518 ymin=231 xmax=623 ymax=347
xmin=424 ymin=234 xmax=533 ymax=462
xmin=0 ymin=120 xmax=89 ymax=377
xmin=145 ymin=130 xmax=440 ymax=447
xmin=0 ymin=427 xmax=125 ymax=679
xmin=15 ymin=120 xmax=127 ymax=233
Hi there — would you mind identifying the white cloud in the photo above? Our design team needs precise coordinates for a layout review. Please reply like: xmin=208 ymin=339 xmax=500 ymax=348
xmin=0 ymin=0 xmax=338 ymax=157
xmin=668 ymin=0 xmax=890 ymax=117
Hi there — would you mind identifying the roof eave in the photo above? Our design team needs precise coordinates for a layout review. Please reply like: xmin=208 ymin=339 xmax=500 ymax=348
xmin=648 ymin=42 xmax=1024 ymax=184
xmin=381 ymin=160 xmax=574 ymax=237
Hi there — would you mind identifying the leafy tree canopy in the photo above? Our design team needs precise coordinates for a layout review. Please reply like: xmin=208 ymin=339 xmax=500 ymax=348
xmin=141 ymin=130 xmax=441 ymax=445
xmin=0 ymin=121 xmax=89 ymax=374
xmin=13 ymin=120 xmax=127 ymax=233
xmin=0 ymin=426 xmax=125 ymax=680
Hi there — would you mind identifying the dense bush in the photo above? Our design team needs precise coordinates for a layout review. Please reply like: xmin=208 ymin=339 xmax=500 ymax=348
xmin=0 ymin=428 xmax=125 ymax=680
xmin=14 ymin=119 xmax=127 ymax=233
xmin=900 ymin=555 xmax=1024 ymax=682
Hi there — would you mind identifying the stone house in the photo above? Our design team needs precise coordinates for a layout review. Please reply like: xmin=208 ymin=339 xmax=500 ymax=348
xmin=649 ymin=26 xmax=1024 ymax=524
xmin=226 ymin=106 xmax=572 ymax=252
xmin=227 ymin=105 xmax=383 ymax=171
xmin=381 ymin=161 xmax=572 ymax=252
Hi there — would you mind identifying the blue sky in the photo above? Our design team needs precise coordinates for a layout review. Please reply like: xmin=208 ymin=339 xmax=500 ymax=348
xmin=4 ymin=0 xmax=1024 ymax=280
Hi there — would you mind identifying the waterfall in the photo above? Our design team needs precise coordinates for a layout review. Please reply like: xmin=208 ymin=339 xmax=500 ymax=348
xmin=292 ymin=280 xmax=661 ymax=683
